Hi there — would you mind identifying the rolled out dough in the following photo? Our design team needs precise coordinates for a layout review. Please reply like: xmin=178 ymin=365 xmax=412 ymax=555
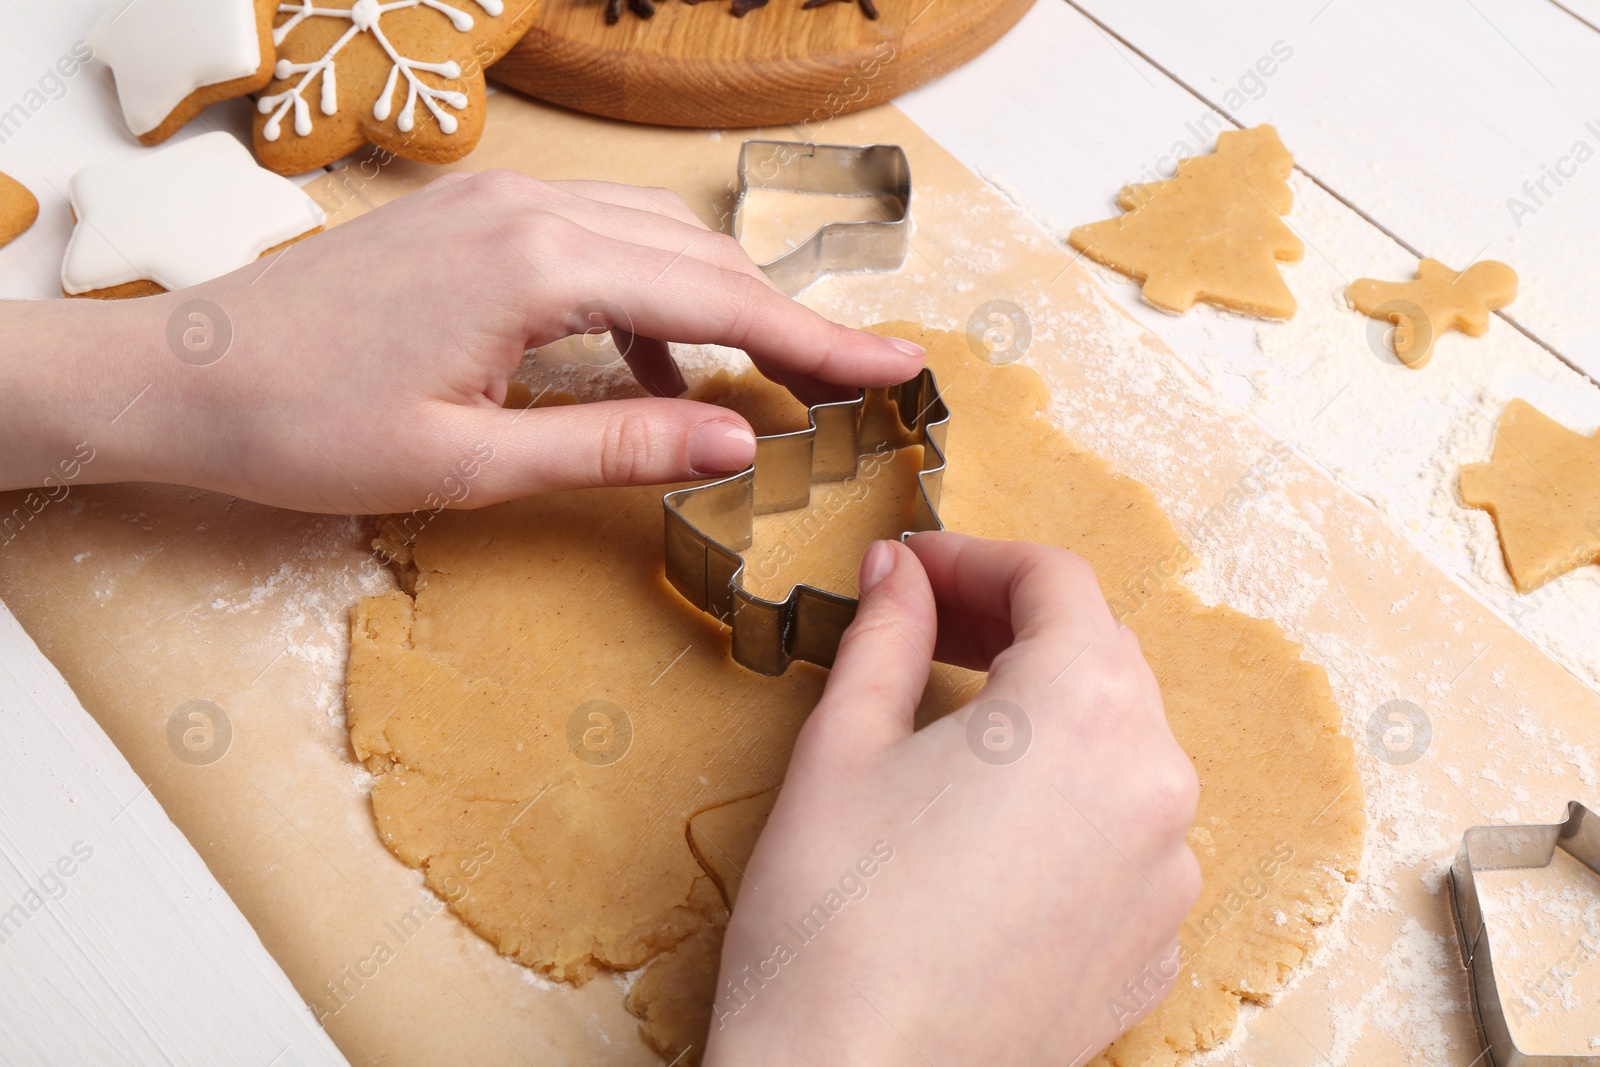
xmin=344 ymin=324 xmax=1365 ymax=1065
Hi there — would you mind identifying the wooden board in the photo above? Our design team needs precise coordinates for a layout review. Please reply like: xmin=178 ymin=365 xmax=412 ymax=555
xmin=488 ymin=0 xmax=1035 ymax=128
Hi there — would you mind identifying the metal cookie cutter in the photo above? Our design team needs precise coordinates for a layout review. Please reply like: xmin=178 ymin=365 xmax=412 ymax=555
xmin=732 ymin=140 xmax=911 ymax=295
xmin=1448 ymin=801 xmax=1600 ymax=1067
xmin=663 ymin=368 xmax=949 ymax=677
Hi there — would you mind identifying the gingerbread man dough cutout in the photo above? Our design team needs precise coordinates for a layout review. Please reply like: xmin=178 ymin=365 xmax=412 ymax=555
xmin=1068 ymin=124 xmax=1305 ymax=320
xmin=1347 ymin=257 xmax=1517 ymax=370
xmin=1460 ymin=398 xmax=1600 ymax=593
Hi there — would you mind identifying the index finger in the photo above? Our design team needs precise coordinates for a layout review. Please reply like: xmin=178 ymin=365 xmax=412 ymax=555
xmin=532 ymin=224 xmax=927 ymax=391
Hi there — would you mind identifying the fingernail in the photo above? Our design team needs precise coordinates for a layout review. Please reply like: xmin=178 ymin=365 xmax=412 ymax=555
xmin=859 ymin=540 xmax=896 ymax=594
xmin=689 ymin=420 xmax=756 ymax=475
xmin=883 ymin=336 xmax=925 ymax=359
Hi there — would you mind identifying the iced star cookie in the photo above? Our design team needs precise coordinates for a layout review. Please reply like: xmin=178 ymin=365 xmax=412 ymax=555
xmin=0 ymin=171 xmax=39 ymax=251
xmin=90 ymin=0 xmax=280 ymax=145
xmin=62 ymin=132 xmax=326 ymax=299
xmin=253 ymin=0 xmax=540 ymax=175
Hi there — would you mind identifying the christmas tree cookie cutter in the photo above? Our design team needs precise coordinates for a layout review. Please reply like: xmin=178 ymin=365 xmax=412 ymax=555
xmin=1448 ymin=801 xmax=1600 ymax=1067
xmin=732 ymin=140 xmax=911 ymax=295
xmin=663 ymin=368 xmax=949 ymax=677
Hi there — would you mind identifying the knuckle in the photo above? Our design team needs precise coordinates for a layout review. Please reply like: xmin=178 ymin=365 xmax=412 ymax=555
xmin=1084 ymin=656 xmax=1146 ymax=715
xmin=465 ymin=167 xmax=541 ymax=204
xmin=644 ymin=185 xmax=696 ymax=220
xmin=1140 ymin=756 xmax=1200 ymax=837
xmin=704 ymin=230 xmax=752 ymax=268
xmin=510 ymin=211 xmax=585 ymax=262
xmin=597 ymin=412 xmax=658 ymax=485
xmin=1051 ymin=548 xmax=1100 ymax=590
xmin=1171 ymin=846 xmax=1203 ymax=913
xmin=716 ymin=270 xmax=769 ymax=344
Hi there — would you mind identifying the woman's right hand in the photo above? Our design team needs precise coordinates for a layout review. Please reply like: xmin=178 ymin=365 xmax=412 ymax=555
xmin=705 ymin=532 xmax=1201 ymax=1067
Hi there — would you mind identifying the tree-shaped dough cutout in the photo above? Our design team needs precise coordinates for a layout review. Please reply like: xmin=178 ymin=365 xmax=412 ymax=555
xmin=1069 ymin=124 xmax=1304 ymax=320
xmin=1460 ymin=398 xmax=1600 ymax=593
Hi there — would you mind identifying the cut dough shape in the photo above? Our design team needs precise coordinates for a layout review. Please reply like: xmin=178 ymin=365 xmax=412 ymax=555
xmin=344 ymin=325 xmax=1364 ymax=1066
xmin=1347 ymin=257 xmax=1517 ymax=369
xmin=1460 ymin=398 xmax=1600 ymax=593
xmin=688 ymin=790 xmax=777 ymax=909
xmin=0 ymin=170 xmax=39 ymax=250
xmin=61 ymin=132 xmax=326 ymax=298
xmin=1068 ymin=124 xmax=1304 ymax=320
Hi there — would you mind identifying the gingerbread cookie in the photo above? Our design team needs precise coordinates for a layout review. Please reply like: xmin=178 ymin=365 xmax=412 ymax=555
xmin=254 ymin=0 xmax=540 ymax=175
xmin=0 ymin=171 xmax=39 ymax=251
xmin=1069 ymin=124 xmax=1304 ymax=320
xmin=62 ymin=132 xmax=326 ymax=299
xmin=1460 ymin=398 xmax=1600 ymax=593
xmin=1347 ymin=257 xmax=1517 ymax=369
xmin=90 ymin=0 xmax=279 ymax=145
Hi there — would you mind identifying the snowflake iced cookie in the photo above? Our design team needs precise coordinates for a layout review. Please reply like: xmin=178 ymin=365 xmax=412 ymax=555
xmin=253 ymin=0 xmax=539 ymax=174
xmin=1347 ymin=257 xmax=1517 ymax=370
xmin=89 ymin=0 xmax=280 ymax=145
xmin=0 ymin=171 xmax=39 ymax=251
xmin=1068 ymin=124 xmax=1305 ymax=320
xmin=1460 ymin=398 xmax=1600 ymax=594
xmin=62 ymin=132 xmax=326 ymax=299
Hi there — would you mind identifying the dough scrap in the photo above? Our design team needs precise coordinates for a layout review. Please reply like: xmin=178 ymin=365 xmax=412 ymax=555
xmin=1460 ymin=398 xmax=1600 ymax=593
xmin=1068 ymin=124 xmax=1304 ymax=320
xmin=344 ymin=325 xmax=1364 ymax=1065
xmin=1347 ymin=257 xmax=1517 ymax=369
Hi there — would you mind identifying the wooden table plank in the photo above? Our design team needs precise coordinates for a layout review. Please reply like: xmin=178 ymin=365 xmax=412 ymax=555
xmin=0 ymin=603 xmax=347 ymax=1067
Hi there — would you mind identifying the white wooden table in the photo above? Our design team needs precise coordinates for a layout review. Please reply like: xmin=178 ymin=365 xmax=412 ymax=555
xmin=3 ymin=0 xmax=1598 ymax=1062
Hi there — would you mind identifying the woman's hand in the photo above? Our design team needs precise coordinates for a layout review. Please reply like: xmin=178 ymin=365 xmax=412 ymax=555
xmin=1 ymin=172 xmax=923 ymax=512
xmin=704 ymin=533 xmax=1201 ymax=1067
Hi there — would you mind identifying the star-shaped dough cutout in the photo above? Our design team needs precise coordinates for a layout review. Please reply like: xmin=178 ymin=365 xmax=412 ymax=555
xmin=1068 ymin=124 xmax=1305 ymax=320
xmin=1347 ymin=257 xmax=1517 ymax=369
xmin=89 ymin=0 xmax=278 ymax=144
xmin=1460 ymin=398 xmax=1600 ymax=593
xmin=62 ymin=131 xmax=326 ymax=298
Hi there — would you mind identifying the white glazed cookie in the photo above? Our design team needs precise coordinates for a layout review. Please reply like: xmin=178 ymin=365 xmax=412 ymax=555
xmin=62 ymin=132 xmax=326 ymax=299
xmin=90 ymin=0 xmax=280 ymax=145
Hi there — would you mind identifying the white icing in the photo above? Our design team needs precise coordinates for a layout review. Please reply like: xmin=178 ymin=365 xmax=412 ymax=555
xmin=89 ymin=0 xmax=264 ymax=138
xmin=258 ymin=0 xmax=498 ymax=142
xmin=61 ymin=132 xmax=327 ymax=295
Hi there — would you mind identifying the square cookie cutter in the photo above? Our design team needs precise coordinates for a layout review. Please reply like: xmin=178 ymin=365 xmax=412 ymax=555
xmin=732 ymin=140 xmax=911 ymax=295
xmin=663 ymin=368 xmax=949 ymax=677
xmin=1449 ymin=800 xmax=1600 ymax=1067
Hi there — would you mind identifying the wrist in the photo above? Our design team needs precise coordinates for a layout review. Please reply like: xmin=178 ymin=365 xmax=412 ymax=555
xmin=0 ymin=295 xmax=207 ymax=492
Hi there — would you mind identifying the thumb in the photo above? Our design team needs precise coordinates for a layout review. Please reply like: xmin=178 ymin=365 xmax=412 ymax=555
xmin=464 ymin=397 xmax=757 ymax=496
xmin=802 ymin=540 xmax=937 ymax=761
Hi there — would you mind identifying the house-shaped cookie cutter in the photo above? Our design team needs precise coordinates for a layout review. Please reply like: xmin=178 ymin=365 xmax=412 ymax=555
xmin=662 ymin=368 xmax=949 ymax=677
xmin=1448 ymin=800 xmax=1600 ymax=1066
xmin=732 ymin=140 xmax=911 ymax=295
